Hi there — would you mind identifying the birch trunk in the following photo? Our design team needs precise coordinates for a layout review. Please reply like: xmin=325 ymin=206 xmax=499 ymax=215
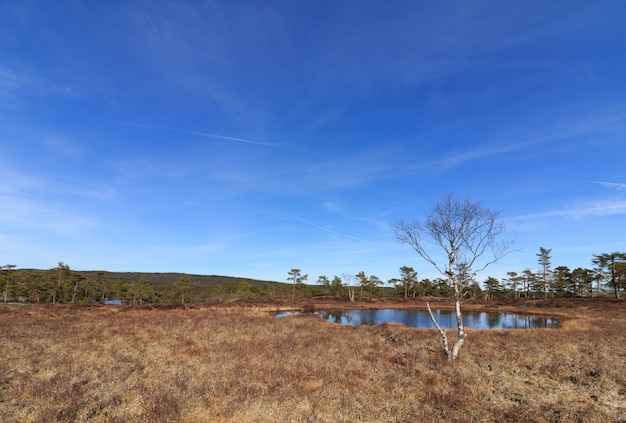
xmin=426 ymin=302 xmax=450 ymax=360
xmin=450 ymin=294 xmax=466 ymax=361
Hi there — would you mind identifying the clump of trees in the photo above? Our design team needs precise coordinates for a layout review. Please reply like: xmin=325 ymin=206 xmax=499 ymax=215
xmin=494 ymin=249 xmax=625 ymax=300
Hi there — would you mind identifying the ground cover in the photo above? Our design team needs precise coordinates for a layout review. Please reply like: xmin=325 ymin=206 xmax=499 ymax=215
xmin=0 ymin=298 xmax=624 ymax=422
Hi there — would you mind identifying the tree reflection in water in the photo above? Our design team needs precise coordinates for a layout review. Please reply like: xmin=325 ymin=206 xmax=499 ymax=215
xmin=278 ymin=309 xmax=558 ymax=329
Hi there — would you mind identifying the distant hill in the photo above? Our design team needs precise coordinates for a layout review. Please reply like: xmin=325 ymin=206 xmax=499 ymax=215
xmin=6 ymin=269 xmax=338 ymax=303
xmin=74 ymin=270 xmax=303 ymax=302
xmin=77 ymin=270 xmax=283 ymax=288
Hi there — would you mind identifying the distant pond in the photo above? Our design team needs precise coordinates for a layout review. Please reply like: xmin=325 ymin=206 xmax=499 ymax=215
xmin=276 ymin=308 xmax=559 ymax=329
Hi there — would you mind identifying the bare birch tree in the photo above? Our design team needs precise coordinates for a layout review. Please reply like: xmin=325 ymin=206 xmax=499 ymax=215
xmin=395 ymin=194 xmax=512 ymax=361
xmin=342 ymin=273 xmax=355 ymax=302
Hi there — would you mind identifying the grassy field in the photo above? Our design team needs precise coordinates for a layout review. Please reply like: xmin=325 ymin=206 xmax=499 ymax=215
xmin=1 ymin=298 xmax=625 ymax=422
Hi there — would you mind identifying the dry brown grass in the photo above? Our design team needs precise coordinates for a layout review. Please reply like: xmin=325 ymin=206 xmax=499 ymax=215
xmin=1 ymin=298 xmax=625 ymax=422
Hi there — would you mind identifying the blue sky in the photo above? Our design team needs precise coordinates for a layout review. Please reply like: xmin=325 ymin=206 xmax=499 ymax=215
xmin=1 ymin=1 xmax=625 ymax=285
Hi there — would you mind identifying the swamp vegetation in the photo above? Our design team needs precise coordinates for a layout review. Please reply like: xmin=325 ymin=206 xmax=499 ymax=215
xmin=1 ymin=297 xmax=625 ymax=422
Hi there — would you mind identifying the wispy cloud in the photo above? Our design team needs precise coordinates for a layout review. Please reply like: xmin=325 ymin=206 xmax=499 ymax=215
xmin=322 ymin=201 xmax=344 ymax=214
xmin=0 ymin=65 xmax=43 ymax=107
xmin=1 ymin=159 xmax=119 ymax=202
xmin=415 ymin=105 xmax=626 ymax=173
xmin=423 ymin=141 xmax=523 ymax=170
xmin=590 ymin=181 xmax=626 ymax=191
xmin=507 ymin=199 xmax=626 ymax=223
xmin=0 ymin=63 xmax=85 ymax=106
xmin=0 ymin=66 xmax=28 ymax=92
xmin=116 ymin=121 xmax=282 ymax=146
xmin=0 ymin=164 xmax=120 ymax=241
xmin=0 ymin=165 xmax=43 ymax=195
xmin=0 ymin=192 xmax=99 ymax=236
xmin=42 ymin=135 xmax=83 ymax=159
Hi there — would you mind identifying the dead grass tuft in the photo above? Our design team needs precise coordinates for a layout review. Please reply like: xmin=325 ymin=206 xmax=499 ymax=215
xmin=1 ymin=298 xmax=625 ymax=422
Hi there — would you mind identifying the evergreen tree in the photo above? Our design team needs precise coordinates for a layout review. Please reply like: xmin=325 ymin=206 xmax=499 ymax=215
xmin=483 ymin=276 xmax=501 ymax=300
xmin=505 ymin=271 xmax=520 ymax=299
xmin=592 ymin=253 xmax=626 ymax=298
xmin=537 ymin=247 xmax=552 ymax=299
xmin=520 ymin=269 xmax=536 ymax=298
xmin=329 ymin=276 xmax=343 ymax=298
xmin=287 ymin=269 xmax=307 ymax=299
xmin=552 ymin=266 xmax=571 ymax=296
xmin=571 ymin=267 xmax=594 ymax=296
xmin=398 ymin=266 xmax=418 ymax=298
xmin=466 ymin=281 xmax=483 ymax=300
xmin=317 ymin=275 xmax=330 ymax=294
xmin=388 ymin=278 xmax=401 ymax=297
xmin=418 ymin=278 xmax=433 ymax=297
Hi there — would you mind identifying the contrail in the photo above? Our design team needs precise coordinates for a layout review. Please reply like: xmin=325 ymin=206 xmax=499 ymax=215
xmin=293 ymin=215 xmax=375 ymax=244
xmin=115 ymin=121 xmax=281 ymax=146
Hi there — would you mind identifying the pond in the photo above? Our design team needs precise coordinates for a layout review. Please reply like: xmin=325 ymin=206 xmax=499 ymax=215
xmin=276 ymin=308 xmax=559 ymax=329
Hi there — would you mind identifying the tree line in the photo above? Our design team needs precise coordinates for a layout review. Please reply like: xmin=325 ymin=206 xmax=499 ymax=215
xmin=2 ymin=254 xmax=624 ymax=305
xmin=284 ymin=250 xmax=625 ymax=302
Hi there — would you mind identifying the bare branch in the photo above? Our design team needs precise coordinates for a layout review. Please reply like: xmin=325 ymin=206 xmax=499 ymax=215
xmin=394 ymin=219 xmax=446 ymax=275
xmin=395 ymin=194 xmax=513 ymax=360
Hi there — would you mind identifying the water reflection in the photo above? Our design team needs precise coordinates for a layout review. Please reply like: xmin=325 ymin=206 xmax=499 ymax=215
xmin=276 ymin=309 xmax=558 ymax=329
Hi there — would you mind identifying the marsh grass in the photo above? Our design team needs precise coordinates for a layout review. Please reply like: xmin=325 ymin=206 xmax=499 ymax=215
xmin=1 ymin=298 xmax=625 ymax=422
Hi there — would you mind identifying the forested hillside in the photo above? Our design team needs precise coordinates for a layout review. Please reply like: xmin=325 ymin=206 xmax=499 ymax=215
xmin=0 ymin=268 xmax=299 ymax=304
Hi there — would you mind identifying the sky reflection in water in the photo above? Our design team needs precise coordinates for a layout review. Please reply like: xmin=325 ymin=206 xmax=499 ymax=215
xmin=277 ymin=309 xmax=558 ymax=329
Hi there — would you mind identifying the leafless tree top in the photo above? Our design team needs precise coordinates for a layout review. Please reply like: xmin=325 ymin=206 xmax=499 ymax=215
xmin=395 ymin=194 xmax=513 ymax=279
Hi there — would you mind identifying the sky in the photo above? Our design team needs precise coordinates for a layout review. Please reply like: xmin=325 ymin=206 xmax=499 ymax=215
xmin=1 ymin=1 xmax=625 ymax=285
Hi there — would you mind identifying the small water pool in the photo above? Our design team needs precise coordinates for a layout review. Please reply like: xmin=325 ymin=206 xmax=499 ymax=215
xmin=276 ymin=308 xmax=559 ymax=329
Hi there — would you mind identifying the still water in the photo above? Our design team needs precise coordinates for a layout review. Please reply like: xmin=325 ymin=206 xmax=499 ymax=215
xmin=276 ymin=309 xmax=558 ymax=329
